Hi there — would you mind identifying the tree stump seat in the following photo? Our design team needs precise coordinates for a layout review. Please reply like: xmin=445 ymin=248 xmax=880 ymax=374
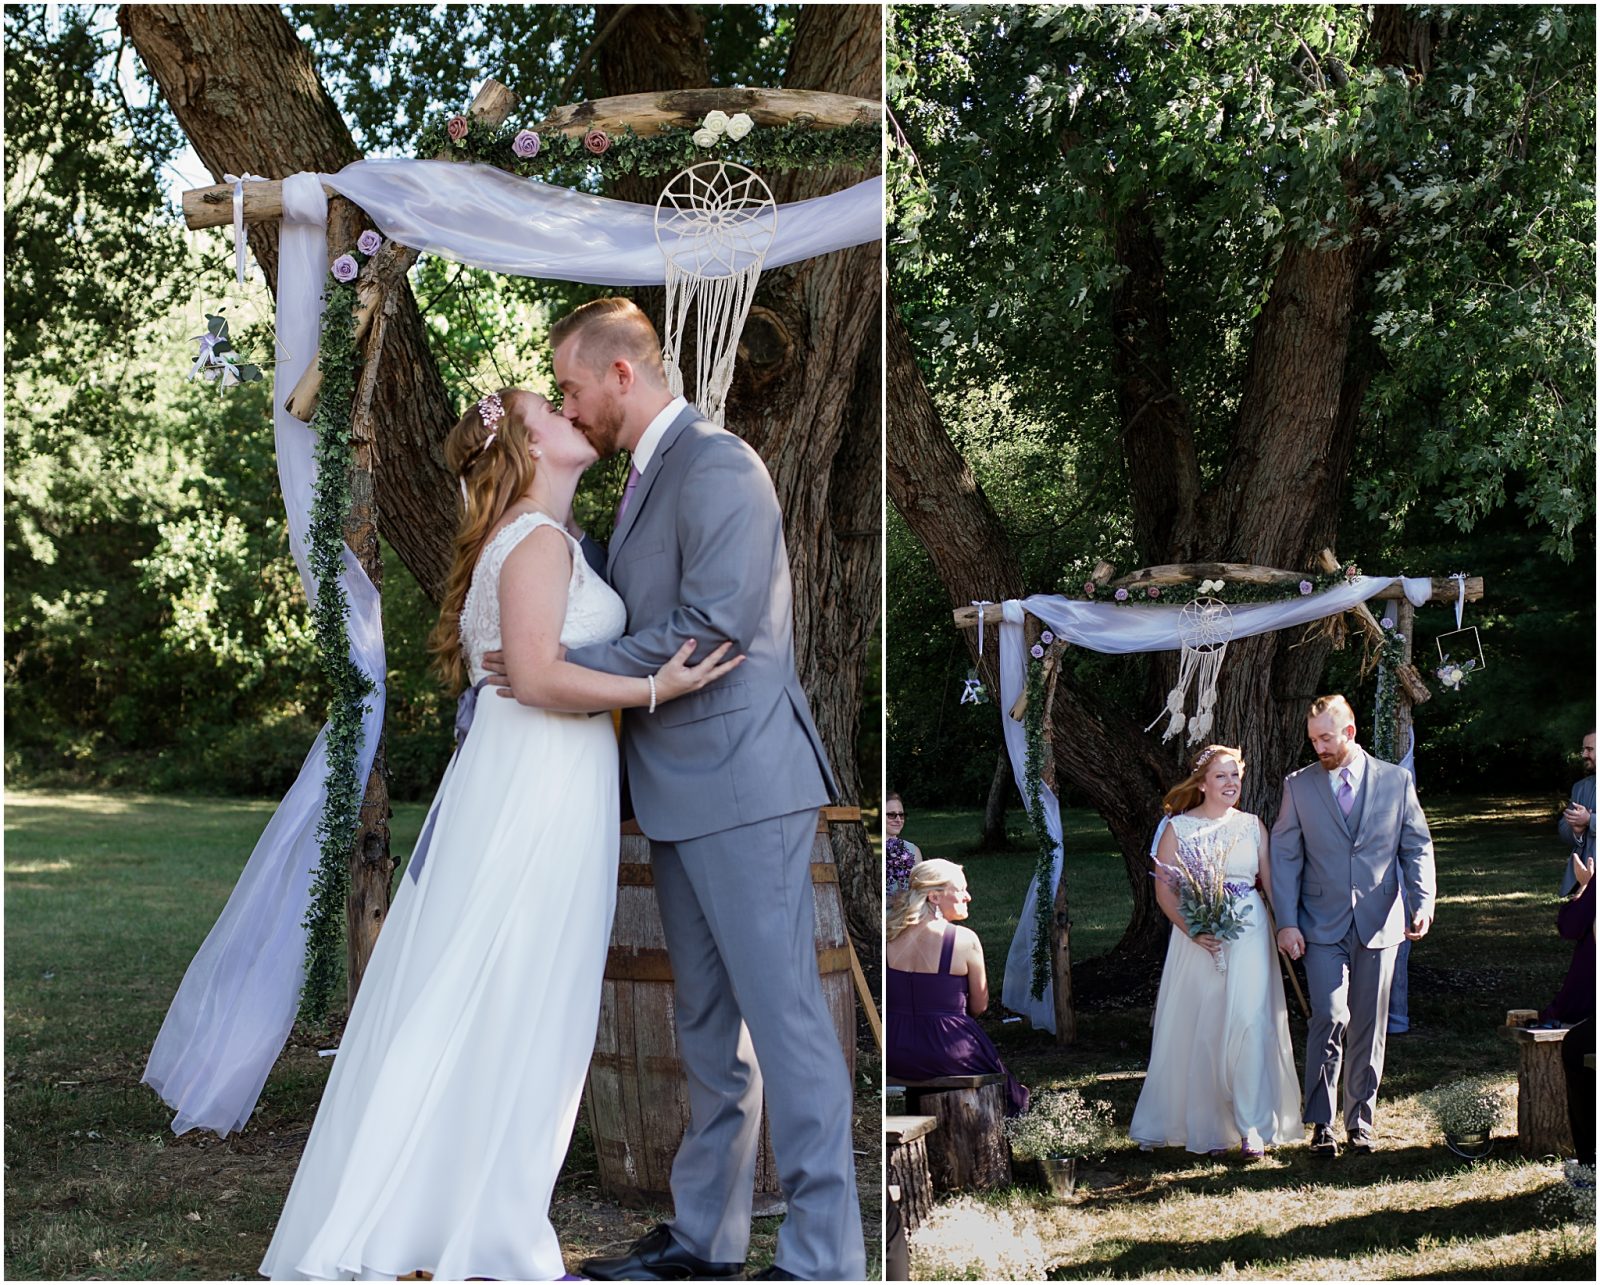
xmin=886 ymin=1074 xmax=1012 ymax=1190
xmin=1500 ymin=1020 xmax=1575 ymax=1159
xmin=885 ymin=1114 xmax=937 ymax=1234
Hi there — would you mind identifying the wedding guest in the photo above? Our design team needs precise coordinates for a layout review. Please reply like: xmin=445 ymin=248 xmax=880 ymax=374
xmin=885 ymin=790 xmax=921 ymax=894
xmin=886 ymin=859 xmax=1028 ymax=1115
xmin=1556 ymin=730 xmax=1594 ymax=895
xmin=1543 ymin=852 xmax=1595 ymax=1165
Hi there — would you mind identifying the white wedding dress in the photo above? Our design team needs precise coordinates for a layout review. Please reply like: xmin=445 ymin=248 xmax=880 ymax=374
xmin=1128 ymin=809 xmax=1304 ymax=1154
xmin=260 ymin=512 xmax=625 ymax=1281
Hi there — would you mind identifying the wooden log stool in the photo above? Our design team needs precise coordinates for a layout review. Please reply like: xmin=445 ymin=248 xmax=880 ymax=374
xmin=885 ymin=1114 xmax=937 ymax=1234
xmin=1500 ymin=1013 xmax=1576 ymax=1159
xmin=889 ymin=1074 xmax=1012 ymax=1190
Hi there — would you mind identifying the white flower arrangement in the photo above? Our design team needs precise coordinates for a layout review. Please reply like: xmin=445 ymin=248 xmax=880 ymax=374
xmin=701 ymin=109 xmax=730 ymax=134
xmin=726 ymin=111 xmax=755 ymax=140
xmin=909 ymin=1195 xmax=1050 ymax=1281
xmin=1198 ymin=577 xmax=1227 ymax=595
xmin=1420 ymin=1075 xmax=1512 ymax=1139
xmin=1003 ymin=1089 xmax=1116 ymax=1160
xmin=693 ymin=128 xmax=720 ymax=148
xmin=693 ymin=110 xmax=756 ymax=149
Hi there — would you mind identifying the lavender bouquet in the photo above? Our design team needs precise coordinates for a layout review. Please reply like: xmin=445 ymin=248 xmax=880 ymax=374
xmin=886 ymin=836 xmax=915 ymax=895
xmin=1154 ymin=830 xmax=1253 ymax=973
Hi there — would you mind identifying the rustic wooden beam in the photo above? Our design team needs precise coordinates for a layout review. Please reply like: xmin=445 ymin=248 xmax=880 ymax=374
xmin=181 ymin=85 xmax=878 ymax=229
xmin=1111 ymin=561 xmax=1305 ymax=589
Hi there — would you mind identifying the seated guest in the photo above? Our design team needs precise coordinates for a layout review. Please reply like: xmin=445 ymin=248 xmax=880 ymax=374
xmin=1556 ymin=730 xmax=1595 ymax=895
xmin=885 ymin=791 xmax=921 ymax=894
xmin=886 ymin=858 xmax=1028 ymax=1115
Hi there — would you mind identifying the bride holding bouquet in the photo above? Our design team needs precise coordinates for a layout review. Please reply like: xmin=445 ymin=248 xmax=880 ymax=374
xmin=1129 ymin=744 xmax=1303 ymax=1158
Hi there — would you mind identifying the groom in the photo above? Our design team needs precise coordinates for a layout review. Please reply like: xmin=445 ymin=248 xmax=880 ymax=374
xmin=542 ymin=298 xmax=862 ymax=1281
xmin=1271 ymin=694 xmax=1436 ymax=1157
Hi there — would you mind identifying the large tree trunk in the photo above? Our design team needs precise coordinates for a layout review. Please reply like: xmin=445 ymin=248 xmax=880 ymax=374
xmin=125 ymin=3 xmax=886 ymax=986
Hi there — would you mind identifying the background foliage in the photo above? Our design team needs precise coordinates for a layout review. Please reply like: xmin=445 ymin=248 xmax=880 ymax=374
xmin=5 ymin=4 xmax=877 ymax=803
xmin=886 ymin=3 xmax=1596 ymax=808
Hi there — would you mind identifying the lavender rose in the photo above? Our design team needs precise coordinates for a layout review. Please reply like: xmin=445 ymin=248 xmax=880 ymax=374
xmin=584 ymin=129 xmax=611 ymax=155
xmin=1298 ymin=579 xmax=1313 ymax=595
xmin=331 ymin=254 xmax=359 ymax=283
xmin=1040 ymin=630 xmax=1054 ymax=645
xmin=356 ymin=230 xmax=382 ymax=257
xmin=512 ymin=129 xmax=541 ymax=158
xmin=1030 ymin=643 xmax=1045 ymax=659
xmin=445 ymin=115 xmax=469 ymax=142
xmin=1114 ymin=587 xmax=1129 ymax=602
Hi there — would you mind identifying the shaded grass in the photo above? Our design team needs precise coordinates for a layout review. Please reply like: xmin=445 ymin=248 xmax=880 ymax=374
xmin=4 ymin=789 xmax=880 ymax=1279
xmin=904 ymin=794 xmax=1595 ymax=1280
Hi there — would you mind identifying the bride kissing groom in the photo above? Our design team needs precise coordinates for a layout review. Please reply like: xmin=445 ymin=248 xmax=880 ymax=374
xmin=260 ymin=299 xmax=864 ymax=1282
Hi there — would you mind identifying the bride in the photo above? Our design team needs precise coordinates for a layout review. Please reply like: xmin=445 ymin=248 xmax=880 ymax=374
xmin=1129 ymin=744 xmax=1303 ymax=1158
xmin=259 ymin=388 xmax=740 ymax=1281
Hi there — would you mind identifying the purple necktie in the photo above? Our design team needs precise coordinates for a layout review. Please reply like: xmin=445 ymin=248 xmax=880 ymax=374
xmin=1338 ymin=768 xmax=1354 ymax=817
xmin=615 ymin=464 xmax=641 ymax=527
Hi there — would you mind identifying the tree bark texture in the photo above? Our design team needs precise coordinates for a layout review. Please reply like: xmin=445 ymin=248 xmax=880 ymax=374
xmin=889 ymin=9 xmax=1442 ymax=961
xmin=126 ymin=3 xmax=886 ymax=980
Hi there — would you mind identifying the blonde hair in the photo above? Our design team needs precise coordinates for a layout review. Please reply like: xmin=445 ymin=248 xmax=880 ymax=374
xmin=886 ymin=858 xmax=965 ymax=941
xmin=1308 ymin=693 xmax=1356 ymax=728
xmin=425 ymin=389 xmax=541 ymax=693
xmin=1162 ymin=744 xmax=1246 ymax=816
xmin=548 ymin=297 xmax=667 ymax=383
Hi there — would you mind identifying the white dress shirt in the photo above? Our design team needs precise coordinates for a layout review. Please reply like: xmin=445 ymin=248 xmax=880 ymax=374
xmin=630 ymin=396 xmax=689 ymax=477
xmin=1330 ymin=744 xmax=1367 ymax=799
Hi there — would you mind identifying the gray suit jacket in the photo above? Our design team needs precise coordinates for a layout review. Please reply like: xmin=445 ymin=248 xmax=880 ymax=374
xmin=566 ymin=406 xmax=835 ymax=842
xmin=1558 ymin=774 xmax=1596 ymax=895
xmin=1270 ymin=752 xmax=1437 ymax=949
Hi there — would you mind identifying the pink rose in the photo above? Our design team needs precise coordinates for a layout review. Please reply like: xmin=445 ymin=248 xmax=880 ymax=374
xmin=446 ymin=115 xmax=469 ymax=142
xmin=584 ymin=129 xmax=611 ymax=155
xmin=1147 ymin=586 xmax=1160 ymax=599
xmin=331 ymin=254 xmax=359 ymax=283
xmin=356 ymin=229 xmax=382 ymax=256
xmin=1083 ymin=580 xmax=1097 ymax=596
xmin=512 ymin=129 xmax=541 ymax=159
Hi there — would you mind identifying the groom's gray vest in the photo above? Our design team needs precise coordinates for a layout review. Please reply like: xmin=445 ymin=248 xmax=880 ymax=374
xmin=566 ymin=405 xmax=835 ymax=842
xmin=1269 ymin=753 xmax=1437 ymax=949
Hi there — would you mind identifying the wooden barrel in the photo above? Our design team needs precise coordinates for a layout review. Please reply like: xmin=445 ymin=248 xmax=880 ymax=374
xmin=584 ymin=808 xmax=859 ymax=1214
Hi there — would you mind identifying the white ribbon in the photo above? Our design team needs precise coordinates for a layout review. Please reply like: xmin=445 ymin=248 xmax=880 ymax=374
xmin=971 ymin=600 xmax=993 ymax=657
xmin=223 ymin=173 xmax=267 ymax=286
xmin=1451 ymin=572 xmax=1467 ymax=629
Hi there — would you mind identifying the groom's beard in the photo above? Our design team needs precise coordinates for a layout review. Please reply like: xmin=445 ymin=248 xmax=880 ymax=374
xmin=575 ymin=396 xmax=627 ymax=459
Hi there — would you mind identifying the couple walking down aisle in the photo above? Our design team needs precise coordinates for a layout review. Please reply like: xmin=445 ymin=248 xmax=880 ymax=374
xmin=260 ymin=301 xmax=865 ymax=1282
xmin=1132 ymin=697 xmax=1436 ymax=1159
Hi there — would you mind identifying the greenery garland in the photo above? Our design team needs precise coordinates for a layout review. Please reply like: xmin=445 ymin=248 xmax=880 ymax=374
xmin=1022 ymin=653 xmax=1057 ymax=1001
xmin=413 ymin=115 xmax=881 ymax=185
xmin=299 ymin=270 xmax=375 ymax=1024
xmin=1369 ymin=618 xmax=1408 ymax=764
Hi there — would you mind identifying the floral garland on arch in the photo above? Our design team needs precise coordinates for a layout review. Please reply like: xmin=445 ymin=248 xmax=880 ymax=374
xmin=1022 ymin=640 xmax=1057 ymax=1000
xmin=413 ymin=110 xmax=880 ymax=184
xmin=298 ymin=232 xmax=384 ymax=1023
xmin=1370 ymin=615 xmax=1408 ymax=765
xmin=1066 ymin=562 xmax=1361 ymax=604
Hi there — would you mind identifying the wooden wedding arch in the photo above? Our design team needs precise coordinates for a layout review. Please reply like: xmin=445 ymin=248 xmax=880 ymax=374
xmin=954 ymin=550 xmax=1484 ymax=1043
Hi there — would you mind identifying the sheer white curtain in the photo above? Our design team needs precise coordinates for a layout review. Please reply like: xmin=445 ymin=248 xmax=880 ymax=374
xmin=144 ymin=161 xmax=882 ymax=1136
xmin=997 ymin=577 xmax=1434 ymax=1032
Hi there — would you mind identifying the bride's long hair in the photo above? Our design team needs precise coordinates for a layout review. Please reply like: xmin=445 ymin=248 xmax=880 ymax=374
xmin=1161 ymin=743 xmax=1246 ymax=816
xmin=886 ymin=858 xmax=965 ymax=941
xmin=426 ymin=389 xmax=540 ymax=694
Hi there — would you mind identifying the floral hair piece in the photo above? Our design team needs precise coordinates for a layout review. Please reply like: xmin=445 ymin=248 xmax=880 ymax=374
xmin=1194 ymin=746 xmax=1221 ymax=771
xmin=459 ymin=393 xmax=507 ymax=503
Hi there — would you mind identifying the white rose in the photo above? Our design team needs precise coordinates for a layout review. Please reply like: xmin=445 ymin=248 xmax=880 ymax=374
xmin=701 ymin=110 xmax=730 ymax=135
xmin=726 ymin=112 xmax=755 ymax=140
xmin=693 ymin=128 xmax=720 ymax=149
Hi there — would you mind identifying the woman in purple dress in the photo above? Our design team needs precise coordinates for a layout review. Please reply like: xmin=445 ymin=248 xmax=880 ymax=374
xmin=885 ymin=859 xmax=1028 ymax=1115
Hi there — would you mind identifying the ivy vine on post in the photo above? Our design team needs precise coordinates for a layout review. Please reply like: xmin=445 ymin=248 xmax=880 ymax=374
xmin=1022 ymin=649 xmax=1056 ymax=1001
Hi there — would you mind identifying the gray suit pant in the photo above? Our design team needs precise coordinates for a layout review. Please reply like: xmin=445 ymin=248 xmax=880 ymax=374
xmin=1303 ymin=922 xmax=1397 ymax=1136
xmin=651 ymin=808 xmax=865 ymax=1280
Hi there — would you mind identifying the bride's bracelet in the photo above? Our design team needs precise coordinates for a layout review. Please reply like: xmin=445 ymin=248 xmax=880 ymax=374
xmin=647 ymin=672 xmax=658 ymax=714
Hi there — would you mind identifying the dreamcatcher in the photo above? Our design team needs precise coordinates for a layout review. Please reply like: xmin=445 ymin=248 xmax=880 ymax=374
xmin=654 ymin=161 xmax=778 ymax=426
xmin=1147 ymin=595 xmax=1235 ymax=745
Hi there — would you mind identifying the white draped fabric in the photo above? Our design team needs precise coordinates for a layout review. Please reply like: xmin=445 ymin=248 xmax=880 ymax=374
xmin=144 ymin=161 xmax=882 ymax=1136
xmin=998 ymin=577 xmax=1434 ymax=1032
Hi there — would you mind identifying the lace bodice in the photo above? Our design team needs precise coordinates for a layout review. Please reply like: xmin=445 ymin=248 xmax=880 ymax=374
xmin=1169 ymin=810 xmax=1261 ymax=881
xmin=460 ymin=512 xmax=625 ymax=684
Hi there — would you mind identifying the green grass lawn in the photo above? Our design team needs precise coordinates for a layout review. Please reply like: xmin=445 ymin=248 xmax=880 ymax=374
xmin=4 ymin=789 xmax=881 ymax=1279
xmin=900 ymin=795 xmax=1596 ymax=1280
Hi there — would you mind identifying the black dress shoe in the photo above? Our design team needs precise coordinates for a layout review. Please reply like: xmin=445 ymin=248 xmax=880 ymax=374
xmin=1348 ymin=1131 xmax=1376 ymax=1155
xmin=749 ymin=1268 xmax=802 ymax=1281
xmin=581 ymin=1225 xmax=744 ymax=1282
xmin=1308 ymin=1123 xmax=1340 ymax=1157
